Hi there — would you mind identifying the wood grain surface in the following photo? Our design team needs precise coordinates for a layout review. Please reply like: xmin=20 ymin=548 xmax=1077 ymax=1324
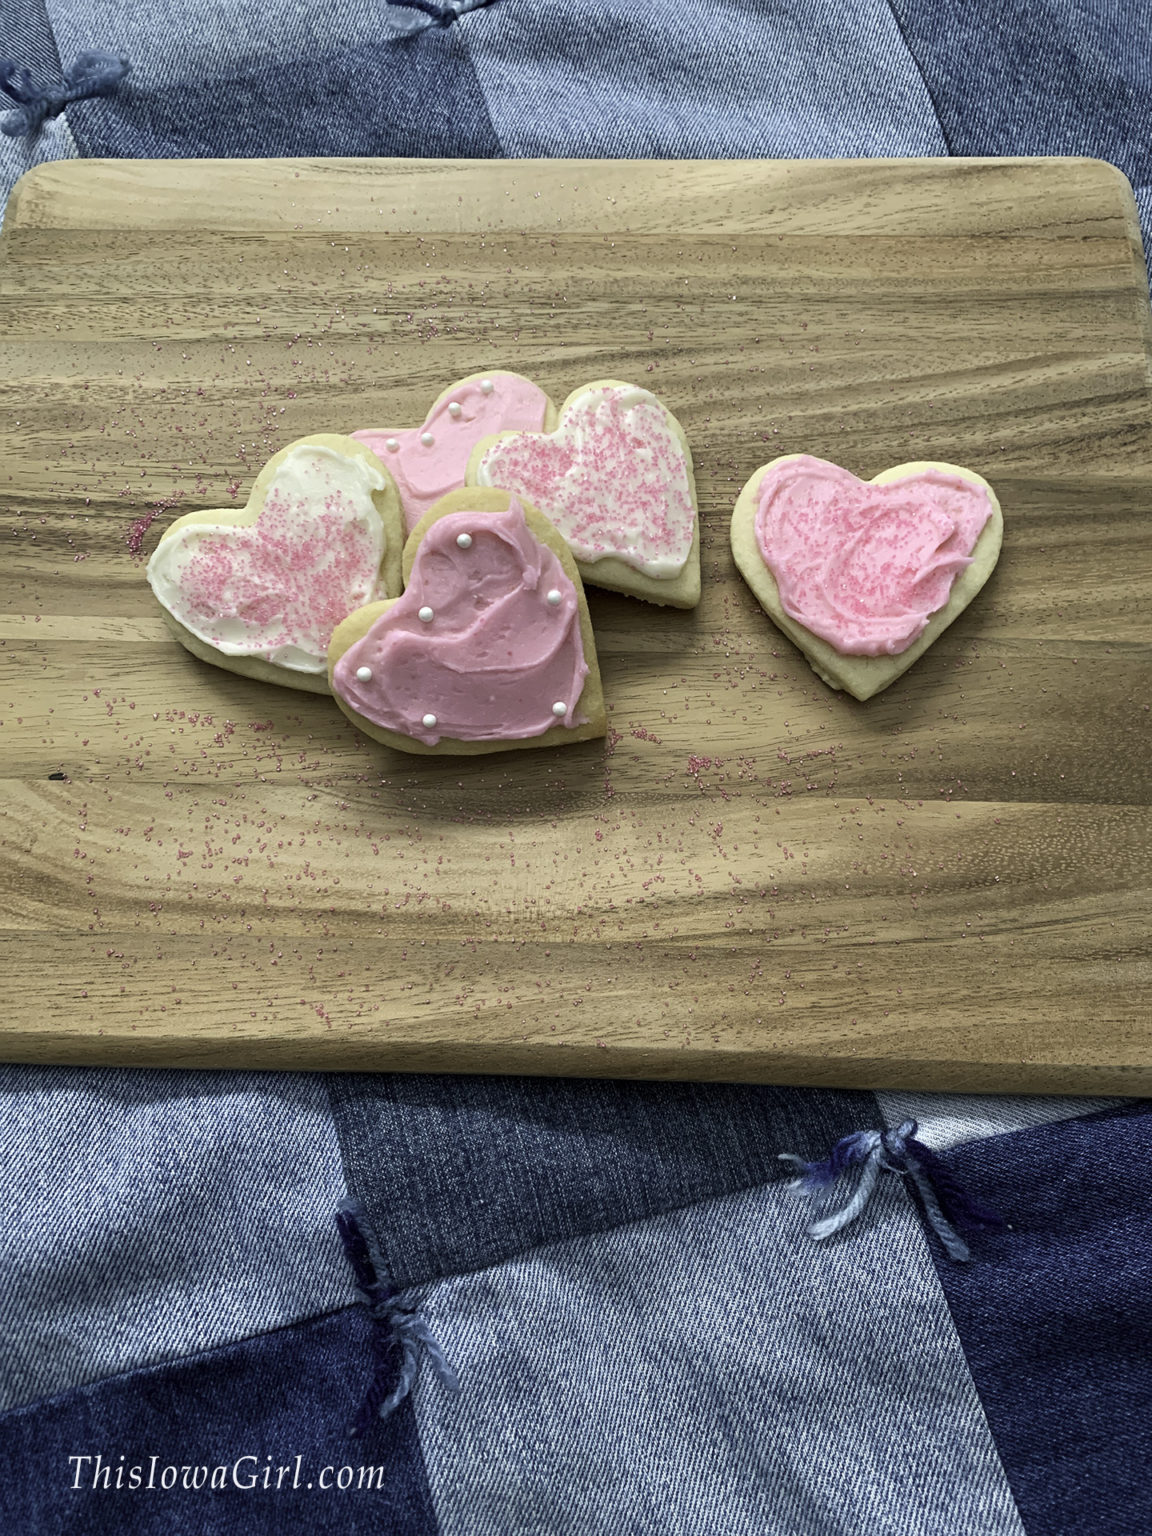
xmin=0 ymin=156 xmax=1148 ymax=1091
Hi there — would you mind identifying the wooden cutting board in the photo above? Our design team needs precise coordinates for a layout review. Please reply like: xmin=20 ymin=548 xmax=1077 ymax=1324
xmin=0 ymin=156 xmax=1148 ymax=1093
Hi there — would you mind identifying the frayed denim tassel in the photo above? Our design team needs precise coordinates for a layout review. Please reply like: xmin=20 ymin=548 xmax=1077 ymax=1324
xmin=780 ymin=1119 xmax=1003 ymax=1262
xmin=0 ymin=51 xmax=131 ymax=138
xmin=335 ymin=1197 xmax=459 ymax=1436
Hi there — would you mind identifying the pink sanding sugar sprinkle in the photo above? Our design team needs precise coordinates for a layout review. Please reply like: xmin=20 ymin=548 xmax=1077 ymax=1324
xmin=128 ymin=493 xmax=186 ymax=558
xmin=126 ymin=507 xmax=161 ymax=558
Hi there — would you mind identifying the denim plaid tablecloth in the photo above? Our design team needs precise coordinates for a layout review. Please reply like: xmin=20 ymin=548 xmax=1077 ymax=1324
xmin=1 ymin=3 xmax=1149 ymax=1533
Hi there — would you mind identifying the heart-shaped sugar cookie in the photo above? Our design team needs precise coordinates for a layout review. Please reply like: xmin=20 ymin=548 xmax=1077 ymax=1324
xmin=731 ymin=455 xmax=1002 ymax=700
xmin=147 ymin=435 xmax=404 ymax=693
xmin=329 ymin=488 xmax=606 ymax=755
xmin=353 ymin=371 xmax=556 ymax=535
xmin=469 ymin=380 xmax=700 ymax=608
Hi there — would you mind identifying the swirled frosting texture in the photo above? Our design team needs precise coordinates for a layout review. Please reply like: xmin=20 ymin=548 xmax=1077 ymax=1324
xmin=147 ymin=445 xmax=388 ymax=673
xmin=754 ymin=457 xmax=994 ymax=656
xmin=475 ymin=384 xmax=695 ymax=578
xmin=354 ymin=374 xmax=550 ymax=534
xmin=332 ymin=499 xmax=588 ymax=746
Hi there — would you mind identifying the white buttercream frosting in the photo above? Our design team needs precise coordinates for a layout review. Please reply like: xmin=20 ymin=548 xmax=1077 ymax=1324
xmin=475 ymin=383 xmax=695 ymax=579
xmin=147 ymin=444 xmax=387 ymax=673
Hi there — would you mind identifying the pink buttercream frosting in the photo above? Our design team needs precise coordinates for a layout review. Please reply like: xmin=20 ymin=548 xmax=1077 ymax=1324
xmin=754 ymin=456 xmax=994 ymax=656
xmin=354 ymin=374 xmax=550 ymax=534
xmin=332 ymin=499 xmax=589 ymax=746
xmin=475 ymin=384 xmax=695 ymax=578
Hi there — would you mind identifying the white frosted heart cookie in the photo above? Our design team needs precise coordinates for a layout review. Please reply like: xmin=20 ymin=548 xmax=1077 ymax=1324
xmin=468 ymin=379 xmax=700 ymax=608
xmin=329 ymin=487 xmax=607 ymax=756
xmin=731 ymin=455 xmax=1003 ymax=700
xmin=146 ymin=435 xmax=403 ymax=693
xmin=353 ymin=371 xmax=557 ymax=535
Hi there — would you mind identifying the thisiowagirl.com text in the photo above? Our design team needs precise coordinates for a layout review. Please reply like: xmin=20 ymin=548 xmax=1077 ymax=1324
xmin=68 ymin=1454 xmax=390 ymax=1493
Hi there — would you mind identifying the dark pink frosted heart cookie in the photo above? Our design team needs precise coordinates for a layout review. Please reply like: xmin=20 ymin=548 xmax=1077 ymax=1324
xmin=353 ymin=372 xmax=553 ymax=535
xmin=328 ymin=489 xmax=607 ymax=755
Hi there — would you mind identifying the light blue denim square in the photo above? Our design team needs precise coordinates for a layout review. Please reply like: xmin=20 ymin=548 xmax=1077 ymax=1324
xmin=0 ymin=1066 xmax=355 ymax=1410
xmin=412 ymin=1179 xmax=1024 ymax=1535
xmin=461 ymin=0 xmax=947 ymax=158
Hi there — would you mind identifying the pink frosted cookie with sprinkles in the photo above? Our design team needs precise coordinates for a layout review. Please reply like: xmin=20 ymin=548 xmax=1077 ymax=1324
xmin=147 ymin=435 xmax=403 ymax=693
xmin=731 ymin=455 xmax=1003 ymax=700
xmin=353 ymin=371 xmax=557 ymax=536
xmin=329 ymin=487 xmax=606 ymax=756
xmin=468 ymin=379 xmax=700 ymax=609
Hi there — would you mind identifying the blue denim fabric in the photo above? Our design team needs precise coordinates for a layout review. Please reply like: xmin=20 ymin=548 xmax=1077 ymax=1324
xmin=928 ymin=1102 xmax=1152 ymax=1536
xmin=2 ymin=0 xmax=58 ymax=89
xmin=0 ymin=1307 xmax=437 ymax=1535
xmin=413 ymin=1178 xmax=1023 ymax=1535
xmin=0 ymin=1066 xmax=355 ymax=1411
xmin=45 ymin=0 xmax=431 ymax=89
xmin=36 ymin=0 xmax=945 ymax=163
xmin=1136 ymin=186 xmax=1151 ymax=252
xmin=462 ymin=0 xmax=946 ymax=158
xmin=56 ymin=29 xmax=501 ymax=160
xmin=0 ymin=2 xmax=78 ymax=213
xmin=328 ymin=1072 xmax=875 ymax=1286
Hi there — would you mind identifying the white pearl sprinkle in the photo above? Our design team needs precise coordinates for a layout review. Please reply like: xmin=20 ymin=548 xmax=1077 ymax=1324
xmin=479 ymin=378 xmax=494 ymax=395
xmin=420 ymin=432 xmax=434 ymax=447
xmin=355 ymin=665 xmax=373 ymax=682
xmin=552 ymin=701 xmax=567 ymax=717
xmin=418 ymin=606 xmax=434 ymax=623
xmin=456 ymin=532 xmax=472 ymax=549
xmin=422 ymin=713 xmax=437 ymax=729
xmin=546 ymin=588 xmax=562 ymax=606
xmin=384 ymin=438 xmax=399 ymax=453
xmin=448 ymin=401 xmax=462 ymax=418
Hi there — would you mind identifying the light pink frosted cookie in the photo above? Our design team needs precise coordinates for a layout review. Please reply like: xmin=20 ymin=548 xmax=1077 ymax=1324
xmin=353 ymin=372 xmax=556 ymax=535
xmin=146 ymin=435 xmax=403 ymax=693
xmin=468 ymin=380 xmax=700 ymax=609
xmin=731 ymin=454 xmax=1003 ymax=700
xmin=329 ymin=488 xmax=606 ymax=756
